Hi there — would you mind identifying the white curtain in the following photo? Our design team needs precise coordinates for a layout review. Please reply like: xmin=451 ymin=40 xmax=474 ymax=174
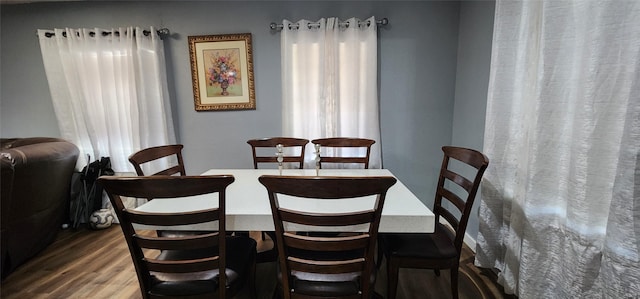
xmin=37 ymin=27 xmax=176 ymax=172
xmin=281 ymin=17 xmax=381 ymax=168
xmin=476 ymin=1 xmax=640 ymax=298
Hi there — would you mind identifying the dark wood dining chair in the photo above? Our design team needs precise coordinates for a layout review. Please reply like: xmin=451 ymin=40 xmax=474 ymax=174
xmin=129 ymin=144 xmax=206 ymax=238
xmin=246 ymin=137 xmax=309 ymax=263
xmin=98 ymin=175 xmax=257 ymax=299
xmin=311 ymin=137 xmax=376 ymax=169
xmin=128 ymin=144 xmax=186 ymax=176
xmin=247 ymin=137 xmax=309 ymax=169
xmin=259 ymin=175 xmax=397 ymax=299
xmin=377 ymin=146 xmax=489 ymax=299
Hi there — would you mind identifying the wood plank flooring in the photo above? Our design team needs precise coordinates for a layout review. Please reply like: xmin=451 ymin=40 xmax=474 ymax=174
xmin=1 ymin=225 xmax=516 ymax=299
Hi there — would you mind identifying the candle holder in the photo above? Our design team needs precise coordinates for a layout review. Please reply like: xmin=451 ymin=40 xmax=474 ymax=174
xmin=314 ymin=143 xmax=321 ymax=176
xmin=276 ymin=144 xmax=284 ymax=175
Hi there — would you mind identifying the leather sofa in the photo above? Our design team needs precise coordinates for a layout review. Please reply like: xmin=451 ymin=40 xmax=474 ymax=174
xmin=1 ymin=137 xmax=79 ymax=279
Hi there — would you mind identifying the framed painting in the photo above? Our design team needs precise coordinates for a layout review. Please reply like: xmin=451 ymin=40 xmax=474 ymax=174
xmin=188 ymin=33 xmax=256 ymax=111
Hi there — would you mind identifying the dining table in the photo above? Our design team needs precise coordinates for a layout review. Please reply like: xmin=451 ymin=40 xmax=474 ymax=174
xmin=134 ymin=168 xmax=435 ymax=233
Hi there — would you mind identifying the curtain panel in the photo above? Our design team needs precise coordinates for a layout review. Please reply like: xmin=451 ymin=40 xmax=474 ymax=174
xmin=37 ymin=27 xmax=176 ymax=173
xmin=476 ymin=1 xmax=640 ymax=298
xmin=280 ymin=17 xmax=382 ymax=168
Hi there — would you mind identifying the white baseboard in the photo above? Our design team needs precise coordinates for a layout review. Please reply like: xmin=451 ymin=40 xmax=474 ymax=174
xmin=464 ymin=232 xmax=476 ymax=253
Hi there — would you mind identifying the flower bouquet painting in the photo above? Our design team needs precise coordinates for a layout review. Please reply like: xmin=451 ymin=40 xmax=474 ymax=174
xmin=204 ymin=49 xmax=242 ymax=97
xmin=189 ymin=33 xmax=255 ymax=111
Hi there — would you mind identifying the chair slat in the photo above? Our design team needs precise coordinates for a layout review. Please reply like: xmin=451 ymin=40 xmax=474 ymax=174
xmin=146 ymin=256 xmax=220 ymax=273
xmin=288 ymin=257 xmax=365 ymax=274
xmin=153 ymin=165 xmax=184 ymax=176
xmin=126 ymin=209 xmax=220 ymax=226
xmin=279 ymin=209 xmax=375 ymax=227
xmin=135 ymin=233 xmax=220 ymax=250
xmin=434 ymin=205 xmax=460 ymax=231
xmin=438 ymin=186 xmax=466 ymax=212
xmin=284 ymin=233 xmax=370 ymax=252
xmin=442 ymin=168 xmax=474 ymax=191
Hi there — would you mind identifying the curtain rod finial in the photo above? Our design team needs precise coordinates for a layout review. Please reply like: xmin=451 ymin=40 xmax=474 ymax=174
xmin=157 ymin=28 xmax=170 ymax=36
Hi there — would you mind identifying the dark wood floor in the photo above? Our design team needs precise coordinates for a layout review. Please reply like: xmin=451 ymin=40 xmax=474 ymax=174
xmin=1 ymin=225 xmax=515 ymax=299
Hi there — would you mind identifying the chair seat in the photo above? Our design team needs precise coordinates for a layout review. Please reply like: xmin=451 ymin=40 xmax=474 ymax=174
xmin=379 ymin=223 xmax=457 ymax=259
xmin=280 ymin=246 xmax=368 ymax=295
xmin=281 ymin=269 xmax=375 ymax=297
xmin=278 ymin=250 xmax=376 ymax=297
xmin=292 ymin=273 xmax=362 ymax=297
xmin=150 ymin=236 xmax=257 ymax=296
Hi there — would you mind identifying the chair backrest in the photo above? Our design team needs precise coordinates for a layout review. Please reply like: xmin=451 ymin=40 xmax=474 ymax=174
xmin=311 ymin=137 xmax=376 ymax=169
xmin=247 ymin=137 xmax=309 ymax=169
xmin=98 ymin=175 xmax=235 ymax=299
xmin=128 ymin=144 xmax=186 ymax=176
xmin=434 ymin=146 xmax=489 ymax=253
xmin=259 ymin=175 xmax=397 ymax=299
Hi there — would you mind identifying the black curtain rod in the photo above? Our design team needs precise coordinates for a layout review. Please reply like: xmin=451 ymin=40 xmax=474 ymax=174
xmin=270 ymin=18 xmax=389 ymax=30
xmin=39 ymin=28 xmax=170 ymax=39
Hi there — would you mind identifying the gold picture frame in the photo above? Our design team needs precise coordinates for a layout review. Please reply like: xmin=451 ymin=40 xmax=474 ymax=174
xmin=188 ymin=33 xmax=256 ymax=111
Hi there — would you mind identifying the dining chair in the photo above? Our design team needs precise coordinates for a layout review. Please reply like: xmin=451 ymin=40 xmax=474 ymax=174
xmin=98 ymin=175 xmax=257 ymax=299
xmin=128 ymin=144 xmax=186 ymax=176
xmin=259 ymin=175 xmax=397 ymax=299
xmin=246 ymin=137 xmax=309 ymax=263
xmin=377 ymin=146 xmax=489 ymax=299
xmin=129 ymin=144 xmax=208 ymax=238
xmin=247 ymin=137 xmax=309 ymax=169
xmin=311 ymin=137 xmax=376 ymax=169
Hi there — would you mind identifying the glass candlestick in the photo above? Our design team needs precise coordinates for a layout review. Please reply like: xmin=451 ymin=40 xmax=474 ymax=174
xmin=314 ymin=144 xmax=321 ymax=176
xmin=276 ymin=144 xmax=284 ymax=175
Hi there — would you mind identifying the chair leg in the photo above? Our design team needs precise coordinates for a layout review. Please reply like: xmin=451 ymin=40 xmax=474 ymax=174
xmin=450 ymin=264 xmax=459 ymax=299
xmin=271 ymin=288 xmax=281 ymax=299
xmin=376 ymin=243 xmax=384 ymax=270
xmin=387 ymin=258 xmax=400 ymax=299
xmin=250 ymin=261 xmax=257 ymax=299
xmin=272 ymin=284 xmax=285 ymax=299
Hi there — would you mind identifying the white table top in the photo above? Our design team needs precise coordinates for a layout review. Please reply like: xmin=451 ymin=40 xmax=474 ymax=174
xmin=135 ymin=169 xmax=434 ymax=233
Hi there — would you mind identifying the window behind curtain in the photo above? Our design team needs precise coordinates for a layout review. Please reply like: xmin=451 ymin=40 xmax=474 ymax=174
xmin=37 ymin=27 xmax=176 ymax=172
xmin=281 ymin=17 xmax=382 ymax=168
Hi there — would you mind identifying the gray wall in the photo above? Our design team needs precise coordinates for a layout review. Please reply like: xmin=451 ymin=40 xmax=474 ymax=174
xmin=0 ymin=1 xmax=495 ymax=243
xmin=452 ymin=1 xmax=495 ymax=243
